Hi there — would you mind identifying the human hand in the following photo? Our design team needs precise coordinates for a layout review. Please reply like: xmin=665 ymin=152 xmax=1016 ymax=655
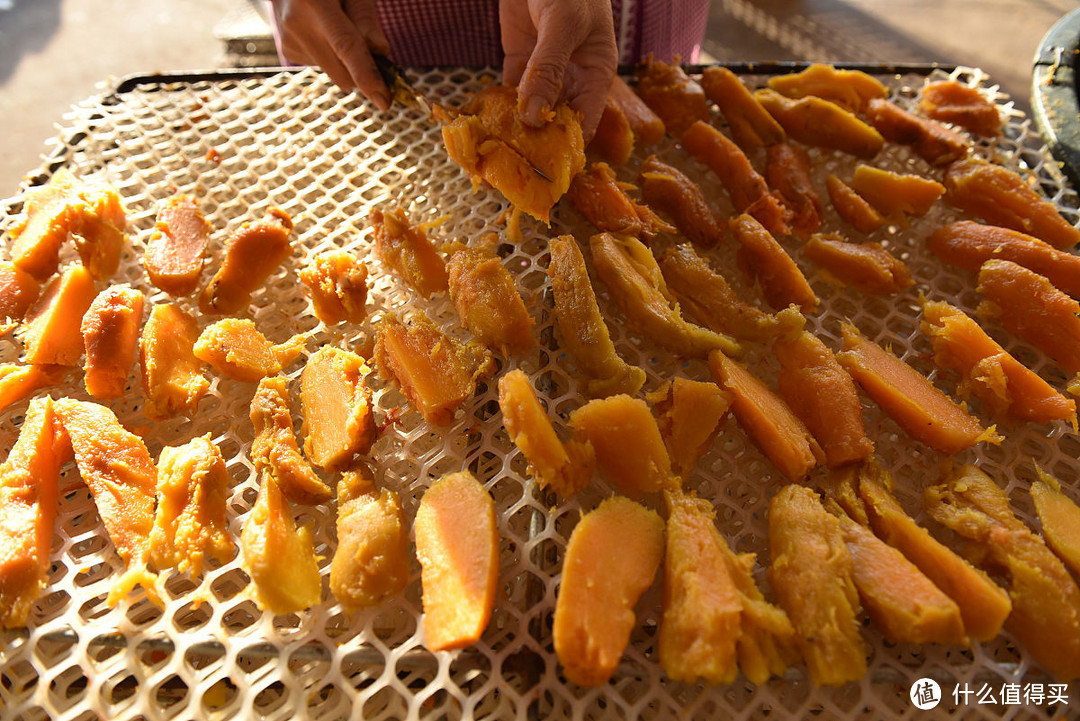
xmin=500 ymin=0 xmax=618 ymax=142
xmin=270 ymin=0 xmax=393 ymax=109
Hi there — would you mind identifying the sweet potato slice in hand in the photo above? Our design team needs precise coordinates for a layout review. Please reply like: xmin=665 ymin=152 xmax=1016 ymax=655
xmin=139 ymin=303 xmax=209 ymax=421
xmin=144 ymin=193 xmax=210 ymax=296
xmin=299 ymin=346 xmax=377 ymax=472
xmin=554 ymin=496 xmax=664 ymax=686
xmin=415 ymin=471 xmax=498 ymax=651
xmin=199 ymin=207 xmax=293 ymax=315
xmin=19 ymin=264 xmax=98 ymax=366
xmin=250 ymin=375 xmax=332 ymax=505
xmin=566 ymin=161 xmax=673 ymax=241
xmin=81 ymin=284 xmax=144 ymax=399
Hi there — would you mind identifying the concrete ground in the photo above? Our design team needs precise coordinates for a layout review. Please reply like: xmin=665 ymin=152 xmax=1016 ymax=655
xmin=1 ymin=0 xmax=1077 ymax=197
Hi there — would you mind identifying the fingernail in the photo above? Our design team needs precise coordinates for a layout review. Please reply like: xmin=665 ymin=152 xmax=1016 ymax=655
xmin=523 ymin=95 xmax=551 ymax=126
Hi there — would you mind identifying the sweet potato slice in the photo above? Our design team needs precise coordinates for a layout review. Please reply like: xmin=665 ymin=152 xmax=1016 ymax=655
xmin=498 ymin=369 xmax=594 ymax=497
xmin=701 ymin=65 xmax=786 ymax=150
xmin=1031 ymin=468 xmax=1080 ymax=578
xmin=547 ymin=235 xmax=645 ymax=398
xmin=330 ymin=464 xmax=410 ymax=612
xmin=566 ymin=161 xmax=674 ymax=241
xmin=945 ymin=158 xmax=1080 ymax=250
xmin=634 ymin=56 xmax=709 ymax=137
xmin=240 ymin=473 xmax=321 ymax=615
xmin=769 ymin=484 xmax=866 ymax=686
xmin=0 ymin=363 xmax=68 ymax=413
xmin=647 ymin=377 xmax=732 ymax=480
xmin=590 ymin=232 xmax=741 ymax=357
xmin=299 ymin=346 xmax=376 ymax=472
xmin=139 ymin=303 xmax=209 ymax=421
xmin=19 ymin=264 xmax=98 ymax=366
xmin=803 ymin=234 xmax=913 ymax=295
xmin=373 ymin=312 xmax=495 ymax=426
xmin=638 ymin=155 xmax=724 ymax=248
xmin=773 ymin=313 xmax=873 ymax=467
xmin=81 ymin=284 xmax=144 ymax=399
xmin=415 ymin=471 xmax=498 ymax=651
xmin=925 ymin=465 xmax=1080 ymax=680
xmin=826 ymin=174 xmax=886 ymax=234
xmin=765 ymin=142 xmax=823 ymax=240
xmin=148 ymin=434 xmax=234 ymax=577
xmin=55 ymin=398 xmax=160 ymax=606
xmin=588 ymin=95 xmax=635 ymax=165
xmin=298 ymin=250 xmax=369 ymax=325
xmin=864 ymin=97 xmax=970 ymax=166
xmin=0 ymin=262 xmax=41 ymax=335
xmin=709 ymin=350 xmax=823 ymax=482
xmin=977 ymin=259 xmax=1080 ymax=374
xmin=569 ymin=394 xmax=674 ymax=497
xmin=608 ymin=75 xmax=665 ymax=146
xmin=730 ymin=213 xmax=818 ymax=312
xmin=446 ymin=244 xmax=535 ymax=356
xmin=755 ymin=88 xmax=884 ymax=159
xmin=369 ymin=207 xmax=448 ymax=299
xmin=837 ymin=322 xmax=995 ymax=455
xmin=0 ymin=397 xmax=68 ymax=628
xmin=193 ymin=318 xmax=305 ymax=383
xmin=766 ymin=63 xmax=887 ymax=114
xmin=681 ymin=120 xmax=792 ymax=236
xmin=68 ymin=181 xmax=127 ymax=281
xmin=250 ymin=375 xmax=332 ymax=505
xmin=199 ymin=207 xmax=293 ymax=315
xmin=921 ymin=298 xmax=1075 ymax=425
xmin=9 ymin=169 xmax=82 ymax=281
xmin=848 ymin=165 xmax=945 ymax=224
xmin=919 ymin=80 xmax=1001 ymax=137
xmin=553 ymin=496 xmax=664 ymax=686
xmin=144 ymin=193 xmax=210 ymax=296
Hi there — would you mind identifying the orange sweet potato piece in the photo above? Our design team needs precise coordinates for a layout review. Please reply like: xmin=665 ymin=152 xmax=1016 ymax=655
xmin=81 ymin=284 xmax=144 ymax=399
xmin=837 ymin=322 xmax=994 ymax=454
xmin=634 ymin=57 xmax=709 ymax=137
xmin=498 ymin=369 xmax=594 ymax=497
xmin=569 ymin=394 xmax=674 ymax=497
xmin=848 ymin=164 xmax=945 ymax=224
xmin=299 ymin=346 xmax=376 ymax=472
xmin=144 ymin=193 xmax=209 ymax=296
xmin=199 ymin=207 xmax=293 ymax=315
xmin=864 ymin=97 xmax=970 ymax=166
xmin=701 ymin=66 xmax=786 ymax=150
xmin=927 ymin=221 xmax=1080 ymax=298
xmin=373 ymin=312 xmax=495 ymax=426
xmin=55 ymin=398 xmax=160 ymax=606
xmin=766 ymin=63 xmax=887 ymax=114
xmin=827 ymin=174 xmax=886 ymax=234
xmin=369 ymin=207 xmax=449 ymax=298
xmin=68 ymin=182 xmax=127 ymax=281
xmin=9 ymin=169 xmax=82 ymax=281
xmin=729 ymin=213 xmax=817 ymax=311
xmin=944 ymin=157 xmax=1080 ymax=250
xmin=0 ymin=363 xmax=67 ymax=413
xmin=0 ymin=397 xmax=68 ymax=628
xmin=977 ymin=259 xmax=1080 ymax=374
xmin=139 ymin=303 xmax=209 ymax=421
xmin=681 ymin=120 xmax=792 ymax=236
xmin=608 ymin=75 xmax=665 ymax=146
xmin=19 ymin=264 xmax=97 ymax=366
xmin=193 ymin=318 xmax=305 ymax=383
xmin=298 ymin=250 xmax=369 ymax=325
xmin=921 ymin=298 xmax=1076 ymax=425
xmin=1031 ymin=468 xmax=1080 ymax=578
xmin=773 ymin=313 xmax=873 ymax=467
xmin=588 ymin=95 xmax=635 ymax=165
xmin=803 ymin=233 xmax=913 ymax=295
xmin=769 ymin=484 xmax=866 ymax=686
xmin=553 ymin=496 xmax=664 ymax=686
xmin=250 ymin=375 xmax=332 ymax=505
xmin=330 ymin=465 xmax=410 ymax=612
xmin=755 ymin=88 xmax=884 ymax=159
xmin=647 ymin=377 xmax=732 ymax=480
xmin=925 ymin=465 xmax=1080 ymax=680
xmin=414 ymin=471 xmax=498 ymax=651
xmin=447 ymin=244 xmax=536 ymax=356
xmin=0 ymin=262 xmax=41 ymax=335
xmin=920 ymin=80 xmax=1001 ymax=137
xmin=567 ymin=161 xmax=674 ymax=241
xmin=638 ymin=155 xmax=724 ymax=248
xmin=709 ymin=349 xmax=823 ymax=482
xmin=765 ymin=143 xmax=823 ymax=240
xmin=547 ymin=235 xmax=645 ymax=398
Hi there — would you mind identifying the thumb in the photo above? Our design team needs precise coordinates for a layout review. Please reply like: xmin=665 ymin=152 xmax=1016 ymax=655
xmin=516 ymin=22 xmax=573 ymax=126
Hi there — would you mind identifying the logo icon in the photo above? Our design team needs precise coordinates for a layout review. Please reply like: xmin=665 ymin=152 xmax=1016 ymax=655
xmin=911 ymin=678 xmax=942 ymax=710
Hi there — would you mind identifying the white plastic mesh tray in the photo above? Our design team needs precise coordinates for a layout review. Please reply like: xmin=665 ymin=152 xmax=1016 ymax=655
xmin=1 ymin=64 xmax=1078 ymax=720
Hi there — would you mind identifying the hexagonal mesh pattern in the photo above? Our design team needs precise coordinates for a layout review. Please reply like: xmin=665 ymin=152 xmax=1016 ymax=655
xmin=1 ymin=65 xmax=1078 ymax=720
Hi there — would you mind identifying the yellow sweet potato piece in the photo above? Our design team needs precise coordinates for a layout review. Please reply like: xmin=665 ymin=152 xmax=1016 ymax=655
xmin=803 ymin=233 xmax=913 ymax=295
xmin=55 ymin=398 xmax=160 ymax=606
xmin=609 ymin=74 xmax=665 ymax=146
xmin=701 ymin=65 xmax=786 ymax=150
xmin=849 ymin=164 xmax=944 ymax=224
xmin=731 ymin=213 xmax=818 ymax=312
xmin=769 ymin=484 xmax=866 ymax=686
xmin=139 ymin=303 xmax=209 ymax=421
xmin=19 ymin=264 xmax=98 ymax=366
xmin=81 ymin=284 xmax=144 ymax=399
xmin=199 ymin=207 xmax=293 ymax=315
xmin=646 ymin=377 xmax=732 ymax=480
xmin=9 ymin=169 xmax=82 ymax=281
xmin=414 ymin=471 xmax=498 ymax=651
xmin=298 ymin=250 xmax=369 ymax=325
xmin=329 ymin=465 xmax=410 ymax=612
xmin=373 ymin=312 xmax=495 ymax=426
xmin=0 ymin=262 xmax=41 ymax=335
xmin=1031 ymin=468 xmax=1080 ymax=578
xmin=826 ymin=174 xmax=886 ymax=235
xmin=569 ymin=394 xmax=674 ymax=497
xmin=0 ymin=363 xmax=68 ymax=413
xmin=193 ymin=318 xmax=305 ymax=383
xmin=920 ymin=80 xmax=1001 ymax=137
xmin=148 ymin=434 xmax=234 ymax=577
xmin=553 ymin=495 xmax=664 ymax=686
xmin=240 ymin=473 xmax=321 ymax=615
xmin=447 ymin=244 xmax=535 ymax=356
xmin=638 ymin=155 xmax=724 ymax=248
xmin=766 ymin=63 xmax=887 ymax=114
xmin=721 ymin=547 xmax=799 ymax=684
xmin=864 ymin=97 xmax=970 ymax=166
xmin=765 ymin=142 xmax=824 ymax=240
xmin=250 ymin=376 xmax=332 ymax=505
xmin=588 ymin=94 xmax=635 ymax=165
xmin=299 ymin=346 xmax=376 ymax=472
xmin=755 ymin=88 xmax=883 ymax=158
xmin=0 ymin=397 xmax=68 ymax=628
xmin=634 ymin=56 xmax=710 ymax=138
xmin=369 ymin=207 xmax=448 ymax=298
xmin=68 ymin=181 xmax=127 ymax=281
xmin=567 ymin=161 xmax=674 ymax=241
xmin=547 ymin=235 xmax=645 ymax=398
xmin=144 ymin=193 xmax=209 ymax=296
xmin=498 ymin=369 xmax=594 ymax=497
